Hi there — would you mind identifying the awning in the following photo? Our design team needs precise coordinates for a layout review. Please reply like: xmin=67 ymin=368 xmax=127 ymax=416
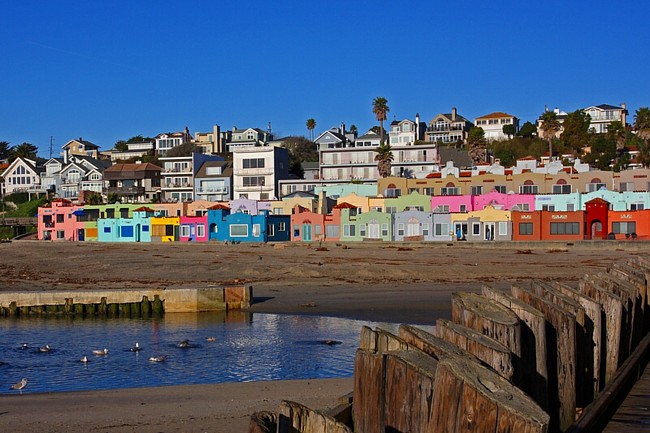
xmin=72 ymin=210 xmax=85 ymax=216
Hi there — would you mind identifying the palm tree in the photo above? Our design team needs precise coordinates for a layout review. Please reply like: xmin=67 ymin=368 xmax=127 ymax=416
xmin=539 ymin=110 xmax=561 ymax=161
xmin=467 ymin=127 xmax=487 ymax=165
xmin=11 ymin=142 xmax=38 ymax=161
xmin=634 ymin=107 xmax=650 ymax=141
xmin=306 ymin=118 xmax=316 ymax=141
xmin=375 ymin=142 xmax=394 ymax=178
xmin=372 ymin=97 xmax=389 ymax=145
xmin=606 ymin=120 xmax=627 ymax=154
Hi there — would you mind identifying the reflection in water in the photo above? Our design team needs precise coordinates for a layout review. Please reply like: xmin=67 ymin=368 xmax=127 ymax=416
xmin=0 ymin=312 xmax=423 ymax=394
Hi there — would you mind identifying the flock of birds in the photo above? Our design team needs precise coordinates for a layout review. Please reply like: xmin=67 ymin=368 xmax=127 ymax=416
xmin=9 ymin=337 xmax=218 ymax=393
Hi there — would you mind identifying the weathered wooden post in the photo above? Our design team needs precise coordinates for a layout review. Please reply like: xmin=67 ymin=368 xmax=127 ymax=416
xmin=131 ymin=302 xmax=141 ymax=318
xmin=353 ymin=349 xmax=386 ymax=433
xmin=98 ymin=297 xmax=108 ymax=316
xmin=74 ymin=302 xmax=84 ymax=315
xmin=108 ymin=303 xmax=119 ymax=317
xmin=152 ymin=294 xmax=164 ymax=315
xmin=482 ymin=284 xmax=549 ymax=411
xmin=20 ymin=305 xmax=30 ymax=316
xmin=86 ymin=302 xmax=96 ymax=316
xmin=64 ymin=298 xmax=74 ymax=315
xmin=141 ymin=296 xmax=151 ymax=317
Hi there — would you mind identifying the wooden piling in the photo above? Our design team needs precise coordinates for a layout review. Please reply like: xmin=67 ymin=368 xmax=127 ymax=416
xmin=8 ymin=301 xmax=18 ymax=316
xmin=131 ymin=302 xmax=141 ymax=317
xmin=141 ymin=296 xmax=151 ymax=317
xmin=152 ymin=295 xmax=164 ymax=315
xmin=74 ymin=303 xmax=84 ymax=315
xmin=108 ymin=303 xmax=119 ymax=317
xmin=353 ymin=349 xmax=386 ymax=433
xmin=64 ymin=298 xmax=73 ymax=314
xmin=20 ymin=305 xmax=30 ymax=316
xmin=98 ymin=297 xmax=108 ymax=316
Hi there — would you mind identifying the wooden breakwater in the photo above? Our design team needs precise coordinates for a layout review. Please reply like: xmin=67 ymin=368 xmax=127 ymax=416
xmin=0 ymin=285 xmax=252 ymax=317
xmin=250 ymin=256 xmax=650 ymax=433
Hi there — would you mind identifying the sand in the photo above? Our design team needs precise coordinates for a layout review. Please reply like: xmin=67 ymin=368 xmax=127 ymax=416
xmin=0 ymin=240 xmax=644 ymax=432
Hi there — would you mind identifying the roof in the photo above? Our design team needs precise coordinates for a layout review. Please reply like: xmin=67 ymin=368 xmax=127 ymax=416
xmin=301 ymin=161 xmax=319 ymax=171
xmin=104 ymin=163 xmax=162 ymax=173
xmin=63 ymin=138 xmax=100 ymax=149
xmin=356 ymin=130 xmax=380 ymax=140
xmin=207 ymin=204 xmax=230 ymax=210
xmin=475 ymin=112 xmax=516 ymax=119
xmin=134 ymin=206 xmax=155 ymax=212
xmin=588 ymin=104 xmax=623 ymax=111
xmin=195 ymin=160 xmax=232 ymax=178
xmin=438 ymin=147 xmax=472 ymax=167
xmin=333 ymin=202 xmax=357 ymax=209
xmin=431 ymin=112 xmax=470 ymax=123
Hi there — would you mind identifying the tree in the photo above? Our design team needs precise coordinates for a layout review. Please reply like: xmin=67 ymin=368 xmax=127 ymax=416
xmin=0 ymin=141 xmax=13 ymax=160
xmin=582 ymin=135 xmax=615 ymax=171
xmin=634 ymin=107 xmax=650 ymax=140
xmin=502 ymin=124 xmax=516 ymax=139
xmin=306 ymin=118 xmax=316 ymax=141
xmin=606 ymin=120 xmax=627 ymax=153
xmin=350 ymin=124 xmax=358 ymax=135
xmin=518 ymin=121 xmax=537 ymax=138
xmin=11 ymin=142 xmax=38 ymax=161
xmin=374 ymin=142 xmax=394 ymax=178
xmin=281 ymin=136 xmax=318 ymax=178
xmin=467 ymin=127 xmax=487 ymax=165
xmin=164 ymin=142 xmax=201 ymax=157
xmin=372 ymin=97 xmax=389 ymax=145
xmin=114 ymin=135 xmax=154 ymax=152
xmin=539 ymin=110 xmax=561 ymax=160
xmin=560 ymin=110 xmax=591 ymax=154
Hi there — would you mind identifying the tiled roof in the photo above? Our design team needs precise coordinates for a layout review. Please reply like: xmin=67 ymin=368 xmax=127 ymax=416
xmin=476 ymin=112 xmax=516 ymax=119
xmin=334 ymin=202 xmax=357 ymax=209
xmin=208 ymin=204 xmax=230 ymax=210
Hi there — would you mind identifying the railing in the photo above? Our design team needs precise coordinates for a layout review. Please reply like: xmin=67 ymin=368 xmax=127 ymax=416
xmin=163 ymin=167 xmax=192 ymax=174
xmin=107 ymin=186 xmax=145 ymax=195
xmin=233 ymin=168 xmax=274 ymax=176
xmin=162 ymin=182 xmax=193 ymax=189
xmin=196 ymin=187 xmax=229 ymax=194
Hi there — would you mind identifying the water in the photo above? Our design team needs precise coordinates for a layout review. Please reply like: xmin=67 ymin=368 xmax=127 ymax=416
xmin=0 ymin=312 xmax=429 ymax=395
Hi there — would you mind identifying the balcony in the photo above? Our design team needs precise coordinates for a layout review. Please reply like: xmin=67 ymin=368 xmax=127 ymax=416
xmin=236 ymin=184 xmax=273 ymax=192
xmin=196 ymin=187 xmax=230 ymax=194
xmin=162 ymin=182 xmax=193 ymax=190
xmin=163 ymin=166 xmax=192 ymax=174
xmin=233 ymin=168 xmax=274 ymax=176
xmin=427 ymin=125 xmax=464 ymax=132
xmin=107 ymin=186 xmax=145 ymax=195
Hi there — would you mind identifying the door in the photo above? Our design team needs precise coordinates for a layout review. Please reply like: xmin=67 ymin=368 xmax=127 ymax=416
xmin=77 ymin=229 xmax=84 ymax=241
xmin=484 ymin=223 xmax=495 ymax=241
xmin=302 ymin=224 xmax=312 ymax=241
xmin=591 ymin=221 xmax=603 ymax=240
xmin=368 ymin=222 xmax=380 ymax=239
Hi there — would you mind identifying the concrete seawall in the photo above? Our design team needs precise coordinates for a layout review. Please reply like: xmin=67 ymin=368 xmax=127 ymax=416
xmin=0 ymin=285 xmax=252 ymax=316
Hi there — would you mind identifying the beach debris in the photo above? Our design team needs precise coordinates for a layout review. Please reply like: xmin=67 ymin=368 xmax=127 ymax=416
xmin=38 ymin=345 xmax=52 ymax=353
xmin=80 ymin=355 xmax=89 ymax=363
xmin=92 ymin=348 xmax=109 ymax=356
xmin=300 ymin=302 xmax=318 ymax=308
xmin=149 ymin=355 xmax=167 ymax=362
xmin=10 ymin=378 xmax=28 ymax=391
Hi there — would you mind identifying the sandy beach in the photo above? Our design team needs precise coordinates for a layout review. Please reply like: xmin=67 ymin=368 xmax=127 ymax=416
xmin=0 ymin=240 xmax=644 ymax=432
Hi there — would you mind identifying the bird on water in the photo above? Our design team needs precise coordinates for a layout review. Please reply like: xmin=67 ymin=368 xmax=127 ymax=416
xmin=149 ymin=355 xmax=167 ymax=362
xmin=39 ymin=345 xmax=52 ymax=353
xmin=10 ymin=378 xmax=28 ymax=391
xmin=80 ymin=356 xmax=89 ymax=363
xmin=130 ymin=342 xmax=142 ymax=352
xmin=92 ymin=348 xmax=109 ymax=356
xmin=177 ymin=340 xmax=190 ymax=348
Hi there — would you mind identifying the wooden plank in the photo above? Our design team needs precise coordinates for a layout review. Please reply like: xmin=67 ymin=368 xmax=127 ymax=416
xmin=432 ymin=357 xmax=549 ymax=433
xmin=511 ymin=283 xmax=576 ymax=433
xmin=552 ymin=281 xmax=603 ymax=397
xmin=399 ymin=324 xmax=480 ymax=362
xmin=609 ymin=262 xmax=647 ymax=347
xmin=436 ymin=318 xmax=514 ymax=383
xmin=482 ymin=284 xmax=549 ymax=412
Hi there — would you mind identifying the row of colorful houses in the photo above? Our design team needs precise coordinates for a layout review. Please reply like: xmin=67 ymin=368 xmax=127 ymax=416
xmin=38 ymin=194 xmax=650 ymax=243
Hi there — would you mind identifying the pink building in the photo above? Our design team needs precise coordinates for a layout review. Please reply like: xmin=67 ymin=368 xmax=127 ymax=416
xmin=290 ymin=206 xmax=326 ymax=242
xmin=471 ymin=190 xmax=536 ymax=212
xmin=38 ymin=198 xmax=85 ymax=241
xmin=179 ymin=215 xmax=209 ymax=242
xmin=430 ymin=195 xmax=472 ymax=213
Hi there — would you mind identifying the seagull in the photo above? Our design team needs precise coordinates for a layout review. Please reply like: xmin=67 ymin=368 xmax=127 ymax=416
xmin=20 ymin=343 xmax=29 ymax=350
xmin=10 ymin=378 xmax=28 ymax=391
xmin=177 ymin=340 xmax=190 ymax=348
xmin=92 ymin=348 xmax=109 ymax=356
xmin=80 ymin=356 xmax=89 ymax=363
xmin=130 ymin=342 xmax=142 ymax=352
xmin=148 ymin=355 xmax=167 ymax=362
xmin=39 ymin=345 xmax=52 ymax=353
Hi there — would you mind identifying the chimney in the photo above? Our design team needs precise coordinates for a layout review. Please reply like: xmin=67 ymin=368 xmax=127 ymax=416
xmin=451 ymin=107 xmax=457 ymax=122
xmin=340 ymin=122 xmax=345 ymax=135
xmin=415 ymin=113 xmax=420 ymax=140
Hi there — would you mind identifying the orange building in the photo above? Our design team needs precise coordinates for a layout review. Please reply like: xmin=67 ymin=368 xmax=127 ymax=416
xmin=608 ymin=209 xmax=650 ymax=240
xmin=513 ymin=210 xmax=586 ymax=241
xmin=511 ymin=211 xmax=542 ymax=241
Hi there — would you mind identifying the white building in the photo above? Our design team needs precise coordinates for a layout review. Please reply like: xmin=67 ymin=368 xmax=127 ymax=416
xmin=475 ymin=112 xmax=520 ymax=141
xmin=232 ymin=146 xmax=289 ymax=200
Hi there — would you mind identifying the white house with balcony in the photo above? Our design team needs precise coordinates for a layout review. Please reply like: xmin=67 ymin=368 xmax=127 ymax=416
xmin=475 ymin=112 xmax=520 ymax=141
xmin=232 ymin=146 xmax=289 ymax=200
xmin=1 ymin=157 xmax=45 ymax=197
xmin=583 ymin=103 xmax=627 ymax=134
xmin=426 ymin=107 xmax=473 ymax=144
xmin=388 ymin=114 xmax=426 ymax=146
xmin=155 ymin=127 xmax=192 ymax=156
xmin=227 ymin=127 xmax=273 ymax=152
xmin=159 ymin=153 xmax=224 ymax=202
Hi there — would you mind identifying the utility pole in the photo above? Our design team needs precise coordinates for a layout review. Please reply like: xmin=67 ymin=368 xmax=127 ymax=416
xmin=49 ymin=136 xmax=54 ymax=159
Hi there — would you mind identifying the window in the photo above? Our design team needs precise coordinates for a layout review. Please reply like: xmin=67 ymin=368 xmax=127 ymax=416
xmin=435 ymin=223 xmax=448 ymax=236
xmin=397 ymin=223 xmax=405 ymax=236
xmin=293 ymin=225 xmax=300 ymax=237
xmin=242 ymin=158 xmax=265 ymax=169
xmin=519 ymin=181 xmax=538 ymax=194
xmin=343 ymin=224 xmax=356 ymax=237
xmin=433 ymin=205 xmax=450 ymax=213
xmin=243 ymin=176 xmax=265 ymax=187
xmin=381 ymin=224 xmax=389 ymax=237
xmin=385 ymin=206 xmax=397 ymax=214
xmin=57 ymin=214 xmax=64 ymax=223
xmin=274 ymin=207 xmax=283 ymax=215
xmin=57 ymin=230 xmax=65 ymax=239
xmin=459 ymin=205 xmax=467 ymax=212
xmin=553 ymin=184 xmax=571 ymax=194
xmin=326 ymin=224 xmax=339 ymax=238
xmin=514 ymin=203 xmax=530 ymax=211
xmin=550 ymin=222 xmax=580 ymax=235
xmin=314 ymin=224 xmax=322 ymax=235
xmin=631 ymin=203 xmax=645 ymax=211
xmin=494 ymin=185 xmax=506 ymax=194
xmin=472 ymin=223 xmax=480 ymax=235
xmin=423 ymin=224 xmax=430 ymax=236
xmin=519 ymin=222 xmax=533 ymax=235
xmin=619 ymin=182 xmax=634 ymax=192
xmin=471 ymin=186 xmax=483 ymax=196
xmin=252 ymin=224 xmax=260 ymax=237
xmin=567 ymin=204 xmax=575 ymax=212
xmin=542 ymin=204 xmax=555 ymax=211
xmin=587 ymin=178 xmax=606 ymax=192
xmin=267 ymin=224 xmax=275 ymax=237
xmin=422 ymin=187 xmax=434 ymax=196
xmin=103 ymin=227 xmax=111 ymax=234
xmin=359 ymin=224 xmax=366 ymax=237
xmin=180 ymin=225 xmax=190 ymax=237
xmin=408 ymin=188 xmax=419 ymax=194
xmin=498 ymin=222 xmax=508 ymax=236
xmin=441 ymin=187 xmax=460 ymax=196
xmin=385 ymin=186 xmax=401 ymax=197
xmin=230 ymin=224 xmax=249 ymax=237
xmin=279 ymin=222 xmax=286 ymax=231
xmin=197 ymin=225 xmax=205 ymax=237
xmin=613 ymin=221 xmax=636 ymax=234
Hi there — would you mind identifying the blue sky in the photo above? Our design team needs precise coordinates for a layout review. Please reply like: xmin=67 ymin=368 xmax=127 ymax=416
xmin=2 ymin=1 xmax=649 ymax=157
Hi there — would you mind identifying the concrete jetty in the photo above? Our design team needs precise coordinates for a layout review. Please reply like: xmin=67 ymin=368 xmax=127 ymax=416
xmin=0 ymin=285 xmax=252 ymax=317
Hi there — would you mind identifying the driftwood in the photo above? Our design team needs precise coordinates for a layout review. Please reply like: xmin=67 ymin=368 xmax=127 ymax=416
xmin=482 ymin=284 xmax=549 ymax=411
